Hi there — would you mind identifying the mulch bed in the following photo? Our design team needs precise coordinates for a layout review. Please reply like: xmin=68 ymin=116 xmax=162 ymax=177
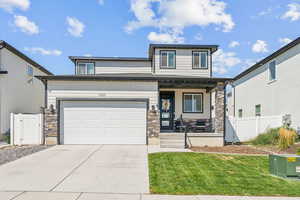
xmin=191 ymin=145 xmax=269 ymax=155
xmin=0 ymin=145 xmax=52 ymax=166
xmin=191 ymin=143 xmax=300 ymax=155
xmin=255 ymin=143 xmax=300 ymax=154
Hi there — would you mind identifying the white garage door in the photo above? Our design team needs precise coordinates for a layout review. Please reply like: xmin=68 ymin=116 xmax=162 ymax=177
xmin=60 ymin=101 xmax=147 ymax=144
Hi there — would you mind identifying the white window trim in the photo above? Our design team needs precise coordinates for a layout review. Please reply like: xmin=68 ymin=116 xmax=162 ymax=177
xmin=192 ymin=51 xmax=209 ymax=69
xmin=27 ymin=65 xmax=33 ymax=77
xmin=255 ymin=104 xmax=261 ymax=117
xmin=160 ymin=50 xmax=176 ymax=68
xmin=183 ymin=93 xmax=203 ymax=113
xmin=76 ymin=62 xmax=95 ymax=75
xmin=268 ymin=60 xmax=277 ymax=83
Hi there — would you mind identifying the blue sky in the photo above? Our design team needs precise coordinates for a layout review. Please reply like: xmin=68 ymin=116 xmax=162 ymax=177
xmin=0 ymin=0 xmax=299 ymax=77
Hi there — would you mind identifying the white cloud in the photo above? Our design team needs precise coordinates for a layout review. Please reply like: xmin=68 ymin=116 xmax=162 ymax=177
xmin=281 ymin=3 xmax=300 ymax=21
xmin=66 ymin=17 xmax=85 ymax=37
xmin=194 ymin=33 xmax=203 ymax=41
xmin=98 ymin=0 xmax=104 ymax=5
xmin=229 ymin=41 xmax=240 ymax=48
xmin=0 ymin=0 xmax=30 ymax=12
xmin=125 ymin=0 xmax=234 ymax=41
xmin=148 ymin=31 xmax=184 ymax=43
xmin=83 ymin=54 xmax=93 ymax=57
xmin=24 ymin=47 xmax=62 ymax=56
xmin=279 ymin=37 xmax=292 ymax=46
xmin=14 ymin=15 xmax=39 ymax=35
xmin=258 ymin=7 xmax=272 ymax=16
xmin=213 ymin=49 xmax=241 ymax=74
xmin=252 ymin=40 xmax=268 ymax=53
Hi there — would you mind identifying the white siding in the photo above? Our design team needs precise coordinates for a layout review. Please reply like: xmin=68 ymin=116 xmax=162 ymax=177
xmin=153 ymin=48 xmax=211 ymax=77
xmin=233 ymin=43 xmax=300 ymax=129
xmin=47 ymin=80 xmax=159 ymax=109
xmin=78 ymin=60 xmax=151 ymax=74
xmin=160 ymin=88 xmax=211 ymax=119
xmin=0 ymin=48 xmax=47 ymax=134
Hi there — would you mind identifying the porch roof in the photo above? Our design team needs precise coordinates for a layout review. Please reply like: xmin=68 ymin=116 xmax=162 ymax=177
xmin=35 ymin=74 xmax=232 ymax=88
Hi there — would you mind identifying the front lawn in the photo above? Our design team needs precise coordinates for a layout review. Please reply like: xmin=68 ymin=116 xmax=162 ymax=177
xmin=149 ymin=152 xmax=300 ymax=196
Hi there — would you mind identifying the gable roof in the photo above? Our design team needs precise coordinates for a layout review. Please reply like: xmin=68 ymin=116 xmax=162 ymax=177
xmin=234 ymin=37 xmax=300 ymax=80
xmin=0 ymin=40 xmax=53 ymax=75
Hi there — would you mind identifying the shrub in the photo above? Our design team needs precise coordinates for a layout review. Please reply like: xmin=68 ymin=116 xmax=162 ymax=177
xmin=3 ymin=134 xmax=10 ymax=144
xmin=251 ymin=128 xmax=280 ymax=145
xmin=297 ymin=148 xmax=300 ymax=156
xmin=278 ymin=127 xmax=297 ymax=150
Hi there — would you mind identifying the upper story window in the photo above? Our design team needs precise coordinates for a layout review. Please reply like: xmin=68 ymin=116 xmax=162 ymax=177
xmin=238 ymin=109 xmax=243 ymax=118
xmin=27 ymin=66 xmax=33 ymax=76
xmin=193 ymin=51 xmax=208 ymax=69
xmin=255 ymin=104 xmax=261 ymax=117
xmin=160 ymin=51 xmax=176 ymax=68
xmin=268 ymin=61 xmax=276 ymax=81
xmin=76 ymin=63 xmax=95 ymax=75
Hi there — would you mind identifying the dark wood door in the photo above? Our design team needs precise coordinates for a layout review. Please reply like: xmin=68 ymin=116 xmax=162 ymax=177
xmin=160 ymin=92 xmax=175 ymax=131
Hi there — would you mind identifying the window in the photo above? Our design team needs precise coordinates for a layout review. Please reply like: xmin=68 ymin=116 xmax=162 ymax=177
xmin=27 ymin=66 xmax=33 ymax=76
xmin=255 ymin=105 xmax=261 ymax=117
xmin=269 ymin=61 xmax=276 ymax=81
xmin=76 ymin=63 xmax=95 ymax=75
xmin=238 ymin=109 xmax=243 ymax=118
xmin=183 ymin=93 xmax=203 ymax=113
xmin=193 ymin=51 xmax=208 ymax=69
xmin=160 ymin=51 xmax=176 ymax=68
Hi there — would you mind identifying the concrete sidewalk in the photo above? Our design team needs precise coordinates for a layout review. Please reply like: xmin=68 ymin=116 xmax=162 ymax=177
xmin=1 ymin=192 xmax=300 ymax=200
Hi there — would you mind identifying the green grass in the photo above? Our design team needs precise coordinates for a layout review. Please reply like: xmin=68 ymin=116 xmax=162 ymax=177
xmin=149 ymin=152 xmax=300 ymax=196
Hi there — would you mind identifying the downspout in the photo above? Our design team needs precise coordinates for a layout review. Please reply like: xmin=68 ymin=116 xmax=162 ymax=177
xmin=223 ymin=82 xmax=227 ymax=145
xmin=40 ymin=79 xmax=47 ymax=145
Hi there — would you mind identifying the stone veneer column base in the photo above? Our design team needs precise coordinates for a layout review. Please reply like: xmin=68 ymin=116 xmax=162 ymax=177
xmin=44 ymin=109 xmax=58 ymax=145
xmin=147 ymin=110 xmax=160 ymax=145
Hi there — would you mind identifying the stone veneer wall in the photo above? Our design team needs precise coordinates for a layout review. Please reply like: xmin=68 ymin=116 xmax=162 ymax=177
xmin=147 ymin=110 xmax=160 ymax=138
xmin=214 ymin=82 xmax=225 ymax=134
xmin=44 ymin=108 xmax=58 ymax=145
xmin=43 ymin=107 xmax=160 ymax=145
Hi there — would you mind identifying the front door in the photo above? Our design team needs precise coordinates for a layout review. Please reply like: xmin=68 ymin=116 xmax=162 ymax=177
xmin=160 ymin=92 xmax=175 ymax=131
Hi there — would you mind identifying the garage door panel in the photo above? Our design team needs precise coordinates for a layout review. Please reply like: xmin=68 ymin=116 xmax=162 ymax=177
xmin=60 ymin=101 xmax=147 ymax=144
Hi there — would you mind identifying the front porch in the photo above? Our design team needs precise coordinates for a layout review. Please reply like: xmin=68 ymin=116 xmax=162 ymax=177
xmin=149 ymin=77 xmax=227 ymax=148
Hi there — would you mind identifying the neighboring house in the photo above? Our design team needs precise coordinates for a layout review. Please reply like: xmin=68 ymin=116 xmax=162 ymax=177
xmin=36 ymin=44 xmax=231 ymax=146
xmin=0 ymin=41 xmax=53 ymax=138
xmin=227 ymin=37 xmax=300 ymax=142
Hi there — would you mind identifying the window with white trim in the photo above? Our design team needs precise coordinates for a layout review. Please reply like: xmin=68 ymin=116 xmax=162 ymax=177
xmin=183 ymin=93 xmax=203 ymax=113
xmin=255 ymin=104 xmax=261 ymax=117
xmin=238 ymin=109 xmax=243 ymax=118
xmin=193 ymin=51 xmax=208 ymax=69
xmin=76 ymin=63 xmax=95 ymax=75
xmin=269 ymin=61 xmax=276 ymax=81
xmin=160 ymin=51 xmax=175 ymax=68
xmin=27 ymin=66 xmax=33 ymax=76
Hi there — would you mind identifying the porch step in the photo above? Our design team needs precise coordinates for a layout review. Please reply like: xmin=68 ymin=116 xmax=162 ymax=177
xmin=159 ymin=133 xmax=186 ymax=149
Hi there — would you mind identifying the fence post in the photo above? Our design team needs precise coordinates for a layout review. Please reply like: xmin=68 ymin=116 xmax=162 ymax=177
xmin=10 ymin=113 xmax=14 ymax=145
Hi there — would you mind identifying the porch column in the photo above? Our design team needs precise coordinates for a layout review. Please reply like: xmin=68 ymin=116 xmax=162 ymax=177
xmin=44 ymin=106 xmax=58 ymax=145
xmin=147 ymin=108 xmax=160 ymax=145
xmin=214 ymin=82 xmax=225 ymax=134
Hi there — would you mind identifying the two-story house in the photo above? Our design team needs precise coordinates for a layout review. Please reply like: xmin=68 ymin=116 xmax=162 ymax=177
xmin=226 ymin=37 xmax=300 ymax=142
xmin=0 ymin=41 xmax=52 ymax=139
xmin=37 ymin=44 xmax=231 ymax=147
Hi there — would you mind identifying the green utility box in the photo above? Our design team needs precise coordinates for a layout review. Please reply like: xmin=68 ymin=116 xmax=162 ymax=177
xmin=269 ymin=154 xmax=300 ymax=178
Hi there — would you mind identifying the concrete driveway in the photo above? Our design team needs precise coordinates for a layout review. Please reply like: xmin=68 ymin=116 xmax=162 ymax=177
xmin=0 ymin=145 xmax=149 ymax=194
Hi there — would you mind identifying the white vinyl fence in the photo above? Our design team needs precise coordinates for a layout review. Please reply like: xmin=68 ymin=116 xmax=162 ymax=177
xmin=10 ymin=113 xmax=43 ymax=145
xmin=226 ymin=115 xmax=283 ymax=143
